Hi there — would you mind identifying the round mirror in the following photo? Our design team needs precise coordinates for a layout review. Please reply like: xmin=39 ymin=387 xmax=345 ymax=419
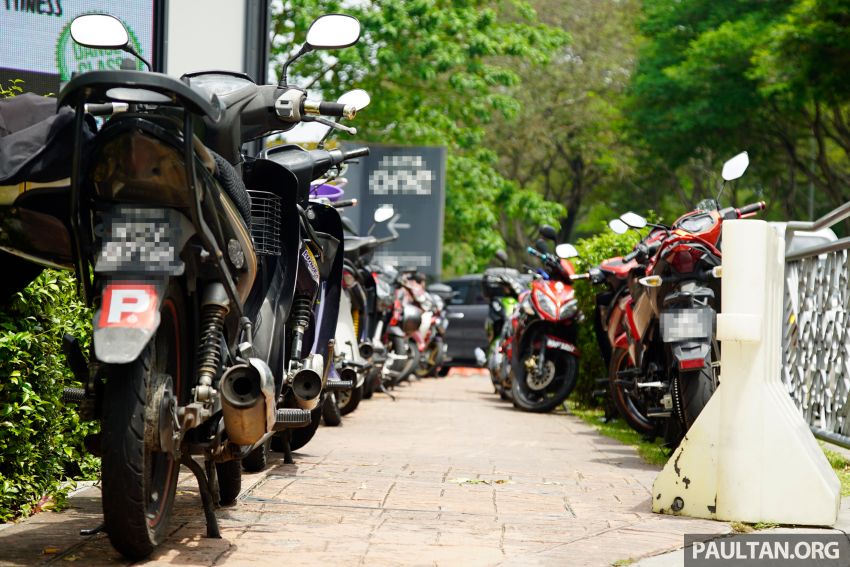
xmin=306 ymin=14 xmax=361 ymax=49
xmin=373 ymin=205 xmax=394 ymax=223
xmin=535 ymin=238 xmax=549 ymax=253
xmin=338 ymin=89 xmax=370 ymax=111
xmin=608 ymin=219 xmax=629 ymax=234
xmin=495 ymin=250 xmax=508 ymax=264
xmin=722 ymin=151 xmax=749 ymax=181
xmin=70 ymin=14 xmax=129 ymax=49
xmin=620 ymin=212 xmax=647 ymax=229
xmin=555 ymin=243 xmax=579 ymax=259
xmin=539 ymin=225 xmax=558 ymax=241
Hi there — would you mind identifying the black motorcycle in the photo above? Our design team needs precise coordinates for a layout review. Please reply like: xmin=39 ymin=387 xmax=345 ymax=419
xmin=0 ymin=12 xmax=368 ymax=559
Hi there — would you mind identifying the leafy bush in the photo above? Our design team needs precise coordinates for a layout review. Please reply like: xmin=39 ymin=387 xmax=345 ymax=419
xmin=570 ymin=227 xmax=643 ymax=405
xmin=0 ymin=271 xmax=98 ymax=521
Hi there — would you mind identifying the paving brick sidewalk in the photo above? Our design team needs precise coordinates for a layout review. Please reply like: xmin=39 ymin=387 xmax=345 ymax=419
xmin=0 ymin=371 xmax=730 ymax=566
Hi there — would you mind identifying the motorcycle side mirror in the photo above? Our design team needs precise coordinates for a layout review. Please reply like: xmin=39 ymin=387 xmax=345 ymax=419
xmin=555 ymin=243 xmax=579 ymax=259
xmin=620 ymin=212 xmax=647 ymax=229
xmin=535 ymin=238 xmax=549 ymax=253
xmin=495 ymin=249 xmax=508 ymax=265
xmin=373 ymin=205 xmax=394 ymax=223
xmin=70 ymin=14 xmax=151 ymax=70
xmin=608 ymin=219 xmax=629 ymax=234
xmin=337 ymin=89 xmax=370 ymax=111
xmin=722 ymin=151 xmax=749 ymax=181
xmin=539 ymin=225 xmax=558 ymax=241
xmin=306 ymin=14 xmax=362 ymax=49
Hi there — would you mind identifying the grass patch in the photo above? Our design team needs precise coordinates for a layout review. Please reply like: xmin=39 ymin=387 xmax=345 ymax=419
xmin=567 ymin=402 xmax=668 ymax=466
xmin=819 ymin=443 xmax=850 ymax=496
xmin=611 ymin=559 xmax=635 ymax=566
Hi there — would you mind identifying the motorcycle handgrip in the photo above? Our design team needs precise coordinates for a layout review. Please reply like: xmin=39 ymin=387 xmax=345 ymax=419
xmin=84 ymin=102 xmax=128 ymax=116
xmin=738 ymin=201 xmax=766 ymax=218
xmin=623 ymin=249 xmax=640 ymax=263
xmin=333 ymin=199 xmax=358 ymax=208
xmin=302 ymin=99 xmax=356 ymax=120
xmin=343 ymin=147 xmax=370 ymax=160
xmin=375 ymin=235 xmax=398 ymax=245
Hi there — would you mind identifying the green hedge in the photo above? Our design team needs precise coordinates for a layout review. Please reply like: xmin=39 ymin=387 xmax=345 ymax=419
xmin=570 ymin=227 xmax=644 ymax=405
xmin=0 ymin=271 xmax=98 ymax=521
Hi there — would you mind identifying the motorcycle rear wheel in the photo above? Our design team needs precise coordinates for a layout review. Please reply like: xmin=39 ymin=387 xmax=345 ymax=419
xmin=608 ymin=348 xmax=657 ymax=435
xmin=511 ymin=349 xmax=577 ymax=413
xmin=322 ymin=391 xmax=343 ymax=426
xmin=100 ymin=288 xmax=186 ymax=560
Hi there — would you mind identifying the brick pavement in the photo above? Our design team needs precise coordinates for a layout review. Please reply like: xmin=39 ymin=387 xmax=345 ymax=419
xmin=0 ymin=371 xmax=729 ymax=566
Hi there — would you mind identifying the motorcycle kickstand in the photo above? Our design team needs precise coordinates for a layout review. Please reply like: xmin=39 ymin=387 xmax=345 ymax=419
xmin=282 ymin=430 xmax=294 ymax=465
xmin=378 ymin=381 xmax=396 ymax=401
xmin=180 ymin=454 xmax=221 ymax=539
xmin=80 ymin=523 xmax=104 ymax=536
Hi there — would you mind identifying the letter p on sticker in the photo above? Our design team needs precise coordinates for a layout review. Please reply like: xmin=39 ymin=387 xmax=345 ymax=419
xmin=99 ymin=284 xmax=158 ymax=329
xmin=692 ymin=542 xmax=705 ymax=558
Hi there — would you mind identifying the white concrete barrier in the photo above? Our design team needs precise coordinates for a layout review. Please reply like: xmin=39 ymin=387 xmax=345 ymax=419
xmin=652 ymin=220 xmax=840 ymax=526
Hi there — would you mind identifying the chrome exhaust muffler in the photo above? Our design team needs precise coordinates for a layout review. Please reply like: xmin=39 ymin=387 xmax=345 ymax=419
xmin=359 ymin=340 xmax=375 ymax=359
xmin=219 ymin=358 xmax=275 ymax=446
xmin=290 ymin=353 xmax=324 ymax=410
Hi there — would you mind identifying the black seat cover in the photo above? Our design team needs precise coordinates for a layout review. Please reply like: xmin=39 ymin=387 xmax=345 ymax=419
xmin=0 ymin=93 xmax=92 ymax=185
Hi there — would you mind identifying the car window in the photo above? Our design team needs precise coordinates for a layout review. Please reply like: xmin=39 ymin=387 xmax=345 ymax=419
xmin=468 ymin=282 xmax=487 ymax=305
xmin=447 ymin=281 xmax=471 ymax=305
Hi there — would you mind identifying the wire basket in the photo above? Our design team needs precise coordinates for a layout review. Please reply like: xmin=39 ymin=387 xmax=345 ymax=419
xmin=246 ymin=190 xmax=281 ymax=256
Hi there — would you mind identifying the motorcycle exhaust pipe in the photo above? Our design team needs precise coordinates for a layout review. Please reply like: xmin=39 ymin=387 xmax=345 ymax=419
xmin=290 ymin=353 xmax=324 ymax=410
xmin=359 ymin=340 xmax=374 ymax=359
xmin=220 ymin=358 xmax=276 ymax=446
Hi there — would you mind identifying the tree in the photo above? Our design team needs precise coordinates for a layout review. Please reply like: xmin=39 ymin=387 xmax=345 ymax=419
xmin=269 ymin=0 xmax=567 ymax=275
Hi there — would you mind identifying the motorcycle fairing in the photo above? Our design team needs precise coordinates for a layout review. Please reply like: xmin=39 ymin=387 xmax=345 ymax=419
xmin=93 ymin=278 xmax=166 ymax=363
xmin=545 ymin=335 xmax=579 ymax=356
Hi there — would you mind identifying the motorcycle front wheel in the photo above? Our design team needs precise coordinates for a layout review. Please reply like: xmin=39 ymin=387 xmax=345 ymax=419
xmin=511 ymin=348 xmax=577 ymax=413
xmin=337 ymin=383 xmax=363 ymax=415
xmin=100 ymin=286 xmax=187 ymax=560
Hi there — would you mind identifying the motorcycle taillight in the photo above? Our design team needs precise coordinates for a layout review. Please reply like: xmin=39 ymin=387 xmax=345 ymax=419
xmin=342 ymin=269 xmax=356 ymax=289
xmin=668 ymin=245 xmax=702 ymax=274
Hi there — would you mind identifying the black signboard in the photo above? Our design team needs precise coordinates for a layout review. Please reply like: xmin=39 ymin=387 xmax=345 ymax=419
xmin=340 ymin=144 xmax=447 ymax=279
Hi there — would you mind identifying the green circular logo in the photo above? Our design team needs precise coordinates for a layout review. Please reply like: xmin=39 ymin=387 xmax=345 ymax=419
xmin=56 ymin=16 xmax=144 ymax=80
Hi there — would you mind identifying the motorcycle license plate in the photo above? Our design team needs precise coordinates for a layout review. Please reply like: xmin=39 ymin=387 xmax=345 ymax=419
xmin=94 ymin=207 xmax=187 ymax=275
xmin=660 ymin=308 xmax=713 ymax=342
xmin=545 ymin=336 xmax=576 ymax=353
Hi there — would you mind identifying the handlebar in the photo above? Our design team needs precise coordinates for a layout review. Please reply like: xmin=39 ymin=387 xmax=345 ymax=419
xmin=84 ymin=102 xmax=129 ymax=116
xmin=302 ymin=99 xmax=356 ymax=120
xmin=332 ymin=199 xmax=358 ymax=209
xmin=721 ymin=201 xmax=766 ymax=220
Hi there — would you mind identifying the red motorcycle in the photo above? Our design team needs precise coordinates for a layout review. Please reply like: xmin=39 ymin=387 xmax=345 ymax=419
xmin=507 ymin=227 xmax=582 ymax=413
xmin=608 ymin=152 xmax=765 ymax=443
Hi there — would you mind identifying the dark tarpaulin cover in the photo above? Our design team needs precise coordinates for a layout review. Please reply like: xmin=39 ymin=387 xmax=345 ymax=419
xmin=0 ymin=93 xmax=91 ymax=185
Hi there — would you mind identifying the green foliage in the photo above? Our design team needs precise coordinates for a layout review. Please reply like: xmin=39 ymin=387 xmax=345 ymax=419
xmin=0 ymin=79 xmax=24 ymax=98
xmin=0 ymin=271 xmax=98 ymax=522
xmin=272 ymin=0 xmax=568 ymax=275
xmin=569 ymin=226 xmax=643 ymax=405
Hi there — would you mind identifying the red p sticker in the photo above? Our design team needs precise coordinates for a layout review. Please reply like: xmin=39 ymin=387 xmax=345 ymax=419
xmin=99 ymin=284 xmax=159 ymax=329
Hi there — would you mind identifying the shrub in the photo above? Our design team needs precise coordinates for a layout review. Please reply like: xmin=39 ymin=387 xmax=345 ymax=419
xmin=570 ymin=227 xmax=643 ymax=405
xmin=0 ymin=270 xmax=98 ymax=521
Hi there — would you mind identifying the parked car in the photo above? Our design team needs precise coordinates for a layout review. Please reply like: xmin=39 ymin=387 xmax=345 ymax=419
xmin=441 ymin=274 xmax=490 ymax=369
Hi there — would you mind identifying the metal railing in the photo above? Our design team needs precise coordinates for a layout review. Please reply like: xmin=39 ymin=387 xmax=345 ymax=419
xmin=782 ymin=202 xmax=850 ymax=448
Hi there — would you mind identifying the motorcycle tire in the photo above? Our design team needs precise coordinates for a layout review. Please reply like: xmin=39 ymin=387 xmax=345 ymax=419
xmin=608 ymin=348 xmax=657 ymax=435
xmin=362 ymin=368 xmax=377 ymax=399
xmin=414 ymin=340 xmax=442 ymax=378
xmin=241 ymin=437 xmax=271 ymax=473
xmin=511 ymin=349 xmax=578 ymax=413
xmin=337 ymin=384 xmax=363 ymax=416
xmin=392 ymin=338 xmax=420 ymax=385
xmin=437 ymin=366 xmax=450 ymax=377
xmin=100 ymin=285 xmax=186 ymax=560
xmin=678 ymin=357 xmax=717 ymax=430
xmin=215 ymin=459 xmax=242 ymax=505
xmin=322 ymin=391 xmax=343 ymax=426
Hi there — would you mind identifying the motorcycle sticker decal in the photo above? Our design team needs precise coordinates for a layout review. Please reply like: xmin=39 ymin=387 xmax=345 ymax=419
xmin=98 ymin=283 xmax=159 ymax=330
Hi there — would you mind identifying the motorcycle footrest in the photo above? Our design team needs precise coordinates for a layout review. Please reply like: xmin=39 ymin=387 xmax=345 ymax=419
xmin=646 ymin=408 xmax=672 ymax=418
xmin=591 ymin=389 xmax=609 ymax=398
xmin=324 ymin=379 xmax=354 ymax=391
xmin=274 ymin=409 xmax=311 ymax=429
xmin=617 ymin=368 xmax=642 ymax=378
xmin=62 ymin=387 xmax=86 ymax=404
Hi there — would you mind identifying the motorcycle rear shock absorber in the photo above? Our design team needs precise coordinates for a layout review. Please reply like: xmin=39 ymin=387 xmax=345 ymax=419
xmin=290 ymin=294 xmax=313 ymax=363
xmin=195 ymin=284 xmax=229 ymax=402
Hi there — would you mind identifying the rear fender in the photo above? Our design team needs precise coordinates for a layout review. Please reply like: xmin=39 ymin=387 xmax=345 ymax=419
xmin=93 ymin=278 xmax=168 ymax=363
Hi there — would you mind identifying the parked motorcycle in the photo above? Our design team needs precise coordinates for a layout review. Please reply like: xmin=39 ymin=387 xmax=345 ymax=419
xmin=606 ymin=152 xmax=764 ymax=445
xmin=506 ymin=228 xmax=583 ymax=412
xmin=0 ymin=12 xmax=368 ymax=559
